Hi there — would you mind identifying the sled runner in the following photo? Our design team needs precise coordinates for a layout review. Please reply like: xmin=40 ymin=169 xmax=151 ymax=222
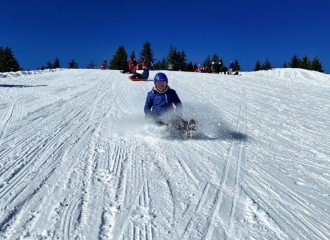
xmin=128 ymin=77 xmax=147 ymax=81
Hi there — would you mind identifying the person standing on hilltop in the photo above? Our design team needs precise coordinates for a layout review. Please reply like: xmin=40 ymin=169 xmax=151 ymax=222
xmin=229 ymin=61 xmax=234 ymax=75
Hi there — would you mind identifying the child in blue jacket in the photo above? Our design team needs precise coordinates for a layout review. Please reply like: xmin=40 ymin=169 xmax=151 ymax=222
xmin=130 ymin=66 xmax=149 ymax=79
xmin=144 ymin=72 xmax=182 ymax=120
xmin=144 ymin=72 xmax=195 ymax=137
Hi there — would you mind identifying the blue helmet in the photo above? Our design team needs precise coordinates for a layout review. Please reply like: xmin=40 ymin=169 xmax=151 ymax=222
xmin=154 ymin=72 xmax=168 ymax=82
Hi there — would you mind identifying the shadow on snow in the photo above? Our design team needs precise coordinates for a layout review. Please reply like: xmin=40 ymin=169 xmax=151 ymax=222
xmin=0 ymin=84 xmax=47 ymax=88
xmin=193 ymin=128 xmax=248 ymax=141
xmin=183 ymin=102 xmax=249 ymax=142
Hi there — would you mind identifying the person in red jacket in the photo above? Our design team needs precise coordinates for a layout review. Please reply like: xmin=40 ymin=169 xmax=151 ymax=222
xmin=128 ymin=58 xmax=132 ymax=71
xmin=121 ymin=58 xmax=133 ymax=73
xmin=142 ymin=59 xmax=147 ymax=68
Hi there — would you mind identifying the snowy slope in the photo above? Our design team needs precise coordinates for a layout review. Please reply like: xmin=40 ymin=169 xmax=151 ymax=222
xmin=0 ymin=68 xmax=330 ymax=239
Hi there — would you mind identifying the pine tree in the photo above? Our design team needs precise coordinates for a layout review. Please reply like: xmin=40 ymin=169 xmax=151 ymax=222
xmin=176 ymin=51 xmax=181 ymax=70
xmin=193 ymin=63 xmax=197 ymax=70
xmin=233 ymin=60 xmax=241 ymax=71
xmin=87 ymin=61 xmax=97 ymax=69
xmin=139 ymin=42 xmax=155 ymax=67
xmin=46 ymin=61 xmax=53 ymax=69
xmin=167 ymin=45 xmax=177 ymax=69
xmin=311 ymin=55 xmax=323 ymax=72
xmin=179 ymin=50 xmax=188 ymax=71
xmin=289 ymin=53 xmax=300 ymax=68
xmin=186 ymin=62 xmax=194 ymax=72
xmin=130 ymin=50 xmax=136 ymax=60
xmin=300 ymin=55 xmax=311 ymax=70
xmin=160 ymin=57 xmax=167 ymax=70
xmin=254 ymin=60 xmax=261 ymax=71
xmin=0 ymin=47 xmax=3 ymax=71
xmin=53 ymin=57 xmax=60 ymax=68
xmin=109 ymin=46 xmax=128 ymax=70
xmin=283 ymin=63 xmax=287 ymax=68
xmin=203 ymin=55 xmax=211 ymax=67
xmin=261 ymin=58 xmax=272 ymax=70
xmin=211 ymin=52 xmax=220 ymax=64
xmin=0 ymin=46 xmax=21 ymax=72
xmin=153 ymin=60 xmax=160 ymax=70
xmin=68 ymin=59 xmax=78 ymax=69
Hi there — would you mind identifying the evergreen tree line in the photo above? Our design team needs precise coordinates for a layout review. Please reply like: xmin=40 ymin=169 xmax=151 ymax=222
xmin=254 ymin=54 xmax=323 ymax=72
xmin=39 ymin=58 xmax=79 ymax=70
xmin=108 ymin=42 xmax=243 ymax=72
xmin=1 ymin=45 xmax=325 ymax=73
xmin=39 ymin=57 xmax=61 ymax=70
xmin=0 ymin=45 xmax=80 ymax=72
xmin=108 ymin=42 xmax=157 ymax=71
xmin=286 ymin=54 xmax=323 ymax=72
xmin=0 ymin=46 xmax=21 ymax=72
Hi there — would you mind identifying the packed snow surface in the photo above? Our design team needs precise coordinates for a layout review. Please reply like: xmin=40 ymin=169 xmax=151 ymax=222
xmin=0 ymin=68 xmax=330 ymax=239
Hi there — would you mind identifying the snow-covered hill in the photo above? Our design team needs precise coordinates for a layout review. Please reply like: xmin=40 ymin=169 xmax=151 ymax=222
xmin=0 ymin=68 xmax=329 ymax=239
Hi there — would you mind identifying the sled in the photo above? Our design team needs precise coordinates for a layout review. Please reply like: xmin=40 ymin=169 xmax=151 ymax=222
xmin=128 ymin=77 xmax=147 ymax=81
xmin=157 ymin=119 xmax=196 ymax=139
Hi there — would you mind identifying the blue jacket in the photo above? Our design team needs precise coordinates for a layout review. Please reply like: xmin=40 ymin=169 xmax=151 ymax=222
xmin=144 ymin=88 xmax=182 ymax=115
xmin=141 ymin=69 xmax=149 ymax=79
xmin=229 ymin=62 xmax=234 ymax=69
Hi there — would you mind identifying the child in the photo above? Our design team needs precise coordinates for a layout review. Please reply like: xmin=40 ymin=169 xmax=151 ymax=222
xmin=144 ymin=72 xmax=182 ymax=119
xmin=130 ymin=66 xmax=149 ymax=79
xmin=144 ymin=72 xmax=195 ymax=137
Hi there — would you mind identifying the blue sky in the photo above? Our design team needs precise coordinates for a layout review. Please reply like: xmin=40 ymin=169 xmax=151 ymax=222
xmin=1 ymin=0 xmax=329 ymax=72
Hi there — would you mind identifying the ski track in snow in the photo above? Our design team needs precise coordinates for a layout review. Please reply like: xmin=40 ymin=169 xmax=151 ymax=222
xmin=0 ymin=68 xmax=330 ymax=239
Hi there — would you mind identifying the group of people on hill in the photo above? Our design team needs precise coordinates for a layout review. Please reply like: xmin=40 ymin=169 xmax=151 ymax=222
xmin=120 ymin=56 xmax=154 ymax=80
xmin=142 ymin=59 xmax=154 ymax=70
xmin=194 ymin=61 xmax=238 ymax=75
xmin=121 ymin=55 xmax=138 ymax=74
xmin=119 ymin=55 xmax=149 ymax=80
xmin=130 ymin=66 xmax=149 ymax=79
